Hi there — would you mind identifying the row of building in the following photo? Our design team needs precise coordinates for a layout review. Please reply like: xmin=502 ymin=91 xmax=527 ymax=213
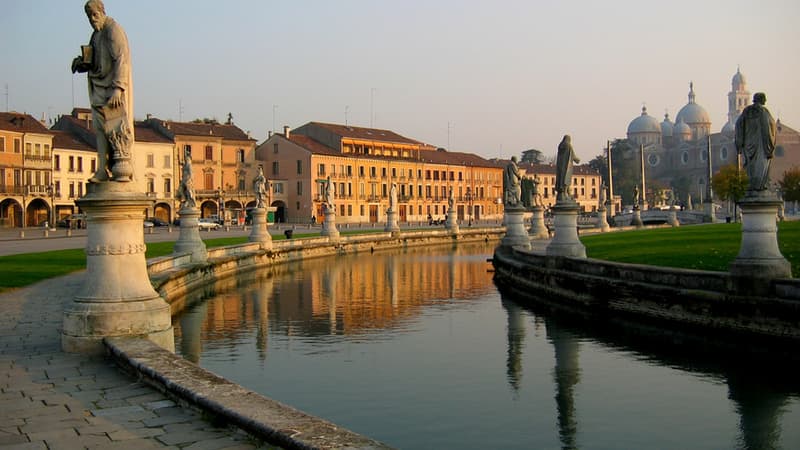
xmin=0 ymin=108 xmax=605 ymax=228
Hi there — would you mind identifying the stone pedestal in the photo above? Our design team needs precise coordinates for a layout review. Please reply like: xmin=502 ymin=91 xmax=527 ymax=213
xmin=528 ymin=206 xmax=549 ymax=240
xmin=385 ymin=209 xmax=401 ymax=235
xmin=62 ymin=182 xmax=174 ymax=354
xmin=631 ymin=207 xmax=644 ymax=228
xmin=546 ymin=201 xmax=586 ymax=258
xmin=596 ymin=205 xmax=610 ymax=232
xmin=729 ymin=194 xmax=791 ymax=294
xmin=321 ymin=207 xmax=340 ymax=242
xmin=667 ymin=207 xmax=680 ymax=227
xmin=248 ymin=207 xmax=273 ymax=249
xmin=445 ymin=207 xmax=459 ymax=234
xmin=704 ymin=201 xmax=715 ymax=222
xmin=173 ymin=207 xmax=207 ymax=262
xmin=501 ymin=206 xmax=530 ymax=249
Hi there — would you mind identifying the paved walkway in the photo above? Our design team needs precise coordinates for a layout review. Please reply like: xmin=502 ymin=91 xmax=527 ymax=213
xmin=0 ymin=272 xmax=274 ymax=449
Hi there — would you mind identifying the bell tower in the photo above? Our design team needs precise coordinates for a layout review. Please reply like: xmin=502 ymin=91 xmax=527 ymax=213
xmin=728 ymin=67 xmax=751 ymax=125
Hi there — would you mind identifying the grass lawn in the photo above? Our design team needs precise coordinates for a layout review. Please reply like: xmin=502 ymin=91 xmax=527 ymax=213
xmin=581 ymin=221 xmax=800 ymax=275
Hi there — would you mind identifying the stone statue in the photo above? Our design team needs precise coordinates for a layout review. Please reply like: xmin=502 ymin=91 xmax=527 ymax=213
xmin=735 ymin=92 xmax=777 ymax=192
xmin=178 ymin=148 xmax=196 ymax=209
xmin=324 ymin=175 xmax=335 ymax=211
xmin=253 ymin=166 xmax=266 ymax=209
xmin=71 ymin=0 xmax=134 ymax=183
xmin=504 ymin=156 xmax=522 ymax=207
xmin=448 ymin=186 xmax=455 ymax=210
xmin=598 ymin=181 xmax=607 ymax=207
xmin=667 ymin=189 xmax=676 ymax=208
xmin=532 ymin=174 xmax=543 ymax=207
xmin=555 ymin=135 xmax=580 ymax=202
xmin=687 ymin=193 xmax=693 ymax=211
xmin=633 ymin=185 xmax=640 ymax=208
xmin=389 ymin=183 xmax=398 ymax=212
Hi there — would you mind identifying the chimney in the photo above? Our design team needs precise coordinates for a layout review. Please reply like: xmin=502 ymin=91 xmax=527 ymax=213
xmin=283 ymin=125 xmax=291 ymax=139
xmin=146 ymin=113 xmax=152 ymax=120
xmin=268 ymin=130 xmax=273 ymax=138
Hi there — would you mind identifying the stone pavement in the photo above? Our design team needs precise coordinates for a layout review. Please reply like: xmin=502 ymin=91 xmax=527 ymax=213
xmin=0 ymin=272 xmax=274 ymax=449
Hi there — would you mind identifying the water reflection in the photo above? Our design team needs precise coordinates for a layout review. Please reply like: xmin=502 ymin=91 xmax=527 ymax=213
xmin=172 ymin=244 xmax=799 ymax=449
xmin=500 ymin=290 xmax=800 ymax=450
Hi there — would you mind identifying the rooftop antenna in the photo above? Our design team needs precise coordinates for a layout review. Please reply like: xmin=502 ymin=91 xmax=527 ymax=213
xmin=178 ymin=99 xmax=184 ymax=122
xmin=345 ymin=105 xmax=349 ymax=126
xmin=272 ymin=104 xmax=278 ymax=134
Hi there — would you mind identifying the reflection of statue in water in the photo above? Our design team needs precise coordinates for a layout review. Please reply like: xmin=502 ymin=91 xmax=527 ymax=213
xmin=253 ymin=166 xmax=266 ymax=208
xmin=504 ymin=156 xmax=522 ymax=207
xmin=555 ymin=135 xmax=580 ymax=202
xmin=71 ymin=0 xmax=134 ymax=183
xmin=324 ymin=175 xmax=335 ymax=211
xmin=736 ymin=92 xmax=777 ymax=192
xmin=178 ymin=148 xmax=196 ymax=209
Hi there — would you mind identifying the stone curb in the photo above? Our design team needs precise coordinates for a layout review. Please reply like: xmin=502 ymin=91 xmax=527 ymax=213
xmin=105 ymin=337 xmax=393 ymax=450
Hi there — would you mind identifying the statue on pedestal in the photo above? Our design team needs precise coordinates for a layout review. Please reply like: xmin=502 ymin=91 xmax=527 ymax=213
xmin=253 ymin=166 xmax=266 ymax=208
xmin=504 ymin=156 xmax=522 ymax=207
xmin=555 ymin=135 xmax=580 ymax=202
xmin=71 ymin=0 xmax=134 ymax=183
xmin=178 ymin=148 xmax=196 ymax=209
xmin=389 ymin=183 xmax=398 ymax=212
xmin=324 ymin=175 xmax=335 ymax=212
xmin=532 ymin=174 xmax=543 ymax=207
xmin=735 ymin=92 xmax=777 ymax=192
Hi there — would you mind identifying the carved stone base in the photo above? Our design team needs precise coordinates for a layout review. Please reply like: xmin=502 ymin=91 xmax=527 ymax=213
xmin=248 ymin=208 xmax=273 ymax=249
xmin=385 ymin=210 xmax=401 ymax=235
xmin=321 ymin=208 xmax=340 ymax=242
xmin=173 ymin=207 xmax=207 ymax=262
xmin=546 ymin=201 xmax=586 ymax=258
xmin=667 ymin=207 xmax=680 ymax=227
xmin=445 ymin=208 xmax=459 ymax=234
xmin=62 ymin=182 xmax=174 ymax=354
xmin=729 ymin=196 xmax=791 ymax=294
xmin=596 ymin=206 xmax=611 ymax=232
xmin=631 ymin=208 xmax=644 ymax=228
xmin=501 ymin=207 xmax=530 ymax=249
xmin=528 ymin=206 xmax=549 ymax=240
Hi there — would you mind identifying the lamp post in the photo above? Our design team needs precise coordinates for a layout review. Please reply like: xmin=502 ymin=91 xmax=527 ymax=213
xmin=47 ymin=183 xmax=56 ymax=229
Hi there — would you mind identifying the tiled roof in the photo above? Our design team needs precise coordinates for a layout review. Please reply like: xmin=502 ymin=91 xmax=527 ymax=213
xmin=51 ymin=130 xmax=94 ymax=151
xmin=288 ymin=135 xmax=340 ymax=156
xmin=0 ymin=112 xmax=50 ymax=134
xmin=134 ymin=122 xmax=172 ymax=144
xmin=153 ymin=118 xmax=254 ymax=141
xmin=305 ymin=122 xmax=426 ymax=146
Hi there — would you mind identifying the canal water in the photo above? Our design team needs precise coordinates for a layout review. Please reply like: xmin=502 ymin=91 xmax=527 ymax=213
xmin=173 ymin=243 xmax=800 ymax=449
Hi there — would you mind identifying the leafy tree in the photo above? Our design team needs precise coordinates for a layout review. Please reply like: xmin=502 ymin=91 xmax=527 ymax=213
xmin=521 ymin=148 xmax=545 ymax=164
xmin=778 ymin=166 xmax=800 ymax=203
xmin=712 ymin=163 xmax=747 ymax=205
xmin=606 ymin=139 xmax=638 ymax=204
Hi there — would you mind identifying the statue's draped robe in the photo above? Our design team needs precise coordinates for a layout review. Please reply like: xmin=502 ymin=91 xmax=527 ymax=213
xmin=736 ymin=103 xmax=776 ymax=191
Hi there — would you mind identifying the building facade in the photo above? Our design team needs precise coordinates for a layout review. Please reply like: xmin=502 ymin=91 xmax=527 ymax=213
xmin=517 ymin=162 xmax=605 ymax=213
xmin=256 ymin=122 xmax=505 ymax=224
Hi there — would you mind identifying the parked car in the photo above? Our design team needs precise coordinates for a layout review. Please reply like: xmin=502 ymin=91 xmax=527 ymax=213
xmin=148 ymin=217 xmax=170 ymax=227
xmin=198 ymin=218 xmax=221 ymax=230
xmin=143 ymin=220 xmax=154 ymax=228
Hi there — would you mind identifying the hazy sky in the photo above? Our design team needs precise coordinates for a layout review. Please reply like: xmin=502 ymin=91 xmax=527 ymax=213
xmin=2 ymin=0 xmax=798 ymax=162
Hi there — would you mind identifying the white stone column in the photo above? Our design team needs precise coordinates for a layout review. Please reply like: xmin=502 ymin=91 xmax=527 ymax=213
xmin=385 ymin=209 xmax=401 ymax=235
xmin=546 ymin=202 xmax=586 ymax=258
xmin=62 ymin=182 xmax=174 ymax=354
xmin=173 ymin=207 xmax=207 ymax=262
xmin=321 ymin=206 xmax=340 ymax=242
xmin=529 ymin=206 xmax=549 ymax=240
xmin=501 ymin=206 xmax=530 ymax=249
xmin=729 ymin=195 xmax=791 ymax=293
xmin=445 ymin=207 xmax=459 ymax=234
xmin=248 ymin=207 xmax=273 ymax=250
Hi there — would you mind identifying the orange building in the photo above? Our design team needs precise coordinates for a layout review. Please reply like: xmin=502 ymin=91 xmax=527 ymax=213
xmin=256 ymin=122 xmax=505 ymax=224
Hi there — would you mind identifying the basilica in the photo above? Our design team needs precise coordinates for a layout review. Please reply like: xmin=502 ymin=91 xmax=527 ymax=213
xmin=625 ymin=68 xmax=799 ymax=203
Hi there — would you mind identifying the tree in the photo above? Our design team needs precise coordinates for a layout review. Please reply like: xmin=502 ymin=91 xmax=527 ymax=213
xmin=603 ymin=139 xmax=638 ymax=204
xmin=712 ymin=164 xmax=748 ymax=218
xmin=521 ymin=148 xmax=545 ymax=164
xmin=778 ymin=166 xmax=800 ymax=203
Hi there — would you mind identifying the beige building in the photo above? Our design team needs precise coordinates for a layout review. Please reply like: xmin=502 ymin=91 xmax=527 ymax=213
xmin=518 ymin=162 xmax=605 ymax=212
xmin=256 ymin=122 xmax=505 ymax=224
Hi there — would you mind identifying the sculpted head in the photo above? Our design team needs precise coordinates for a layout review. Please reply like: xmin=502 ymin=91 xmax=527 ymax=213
xmin=753 ymin=92 xmax=767 ymax=105
xmin=563 ymin=135 xmax=571 ymax=144
xmin=84 ymin=0 xmax=107 ymax=31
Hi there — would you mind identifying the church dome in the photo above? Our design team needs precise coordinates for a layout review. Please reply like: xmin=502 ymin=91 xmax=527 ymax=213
xmin=676 ymin=82 xmax=711 ymax=126
xmin=721 ymin=120 xmax=735 ymax=136
xmin=661 ymin=112 xmax=674 ymax=137
xmin=732 ymin=68 xmax=746 ymax=90
xmin=674 ymin=119 xmax=691 ymax=140
xmin=627 ymin=106 xmax=661 ymax=135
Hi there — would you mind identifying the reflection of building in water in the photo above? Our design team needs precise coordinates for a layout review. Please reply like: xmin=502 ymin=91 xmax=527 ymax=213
xmin=547 ymin=319 xmax=581 ymax=450
xmin=175 ymin=246 xmax=496 ymax=349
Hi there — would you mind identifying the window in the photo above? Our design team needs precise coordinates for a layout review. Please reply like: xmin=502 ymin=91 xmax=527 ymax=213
xmin=54 ymin=155 xmax=60 ymax=171
xmin=204 ymin=145 xmax=213 ymax=160
xmin=44 ymin=144 xmax=50 ymax=158
xmin=347 ymin=205 xmax=352 ymax=216
xmin=237 ymin=149 xmax=245 ymax=163
xmin=14 ymin=138 xmax=21 ymax=153
xmin=146 ymin=153 xmax=154 ymax=168
xmin=91 ymin=159 xmax=96 ymax=174
xmin=273 ymin=182 xmax=283 ymax=194
xmin=648 ymin=154 xmax=659 ymax=166
xmin=69 ymin=182 xmax=75 ymax=198
xmin=391 ymin=168 xmax=396 ymax=178
xmin=382 ymin=167 xmax=387 ymax=178
xmin=68 ymin=156 xmax=75 ymax=172
xmin=34 ymin=143 xmax=41 ymax=156
xmin=163 ymin=155 xmax=171 ymax=168
xmin=238 ymin=177 xmax=245 ymax=191
xmin=318 ymin=163 xmax=325 ymax=175
xmin=360 ymin=205 xmax=365 ymax=216
xmin=25 ymin=143 xmax=32 ymax=155
xmin=296 ymin=181 xmax=303 ymax=195
xmin=681 ymin=151 xmax=689 ymax=164
xmin=776 ymin=145 xmax=785 ymax=157
xmin=77 ymin=157 xmax=83 ymax=172
xmin=347 ymin=165 xmax=353 ymax=176
xmin=77 ymin=182 xmax=83 ymax=197
xmin=370 ymin=167 xmax=377 ymax=177
xmin=0 ymin=136 xmax=4 ymax=152
xmin=272 ymin=161 xmax=279 ymax=176
xmin=700 ymin=150 xmax=707 ymax=162
xmin=204 ymin=173 xmax=214 ymax=190
xmin=146 ymin=177 xmax=155 ymax=193
xmin=273 ymin=143 xmax=278 ymax=154
xmin=296 ymin=160 xmax=303 ymax=175
xmin=720 ymin=147 xmax=729 ymax=161
xmin=164 ymin=178 xmax=171 ymax=196
xmin=296 ymin=201 xmax=301 ymax=210
xmin=359 ymin=166 xmax=365 ymax=177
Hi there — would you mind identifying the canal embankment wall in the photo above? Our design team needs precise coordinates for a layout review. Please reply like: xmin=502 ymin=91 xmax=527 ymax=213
xmin=105 ymin=227 xmax=504 ymax=450
xmin=492 ymin=244 xmax=800 ymax=342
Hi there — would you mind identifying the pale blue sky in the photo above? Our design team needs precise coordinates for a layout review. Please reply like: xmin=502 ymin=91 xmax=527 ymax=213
xmin=2 ymin=0 xmax=798 ymax=161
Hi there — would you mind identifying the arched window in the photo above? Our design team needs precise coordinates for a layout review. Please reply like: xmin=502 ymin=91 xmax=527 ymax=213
xmin=648 ymin=154 xmax=660 ymax=167
xmin=720 ymin=147 xmax=728 ymax=161
xmin=681 ymin=151 xmax=689 ymax=164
